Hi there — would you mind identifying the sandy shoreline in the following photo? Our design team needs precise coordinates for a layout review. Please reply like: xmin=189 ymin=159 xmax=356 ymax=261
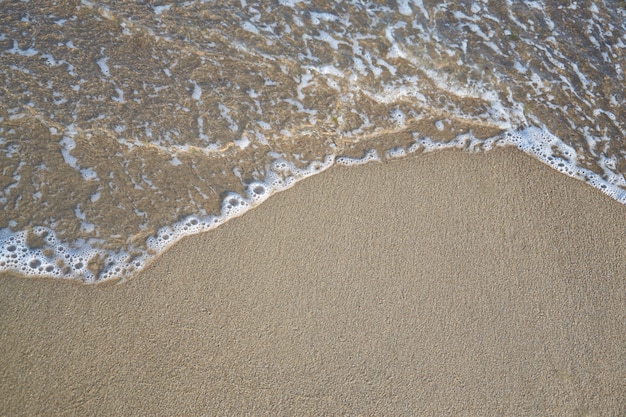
xmin=1 ymin=147 xmax=625 ymax=416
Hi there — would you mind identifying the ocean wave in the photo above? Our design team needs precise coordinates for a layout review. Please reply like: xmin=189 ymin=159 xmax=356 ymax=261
xmin=1 ymin=0 xmax=624 ymax=282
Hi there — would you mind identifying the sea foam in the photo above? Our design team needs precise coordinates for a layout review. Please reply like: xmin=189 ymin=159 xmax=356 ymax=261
xmin=1 ymin=0 xmax=624 ymax=283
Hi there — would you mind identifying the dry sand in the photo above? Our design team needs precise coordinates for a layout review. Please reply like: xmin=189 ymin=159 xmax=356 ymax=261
xmin=1 ymin=147 xmax=625 ymax=416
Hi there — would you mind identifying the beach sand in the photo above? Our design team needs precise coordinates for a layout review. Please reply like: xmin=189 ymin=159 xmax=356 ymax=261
xmin=1 ymin=147 xmax=624 ymax=416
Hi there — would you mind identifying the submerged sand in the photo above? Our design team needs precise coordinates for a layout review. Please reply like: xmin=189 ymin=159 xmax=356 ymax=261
xmin=1 ymin=148 xmax=625 ymax=416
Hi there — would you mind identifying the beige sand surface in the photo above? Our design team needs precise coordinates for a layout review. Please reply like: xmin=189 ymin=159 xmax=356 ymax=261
xmin=1 ymin=148 xmax=625 ymax=416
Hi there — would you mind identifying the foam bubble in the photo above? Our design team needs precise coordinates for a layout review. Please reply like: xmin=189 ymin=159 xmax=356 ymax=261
xmin=246 ymin=181 xmax=269 ymax=202
xmin=385 ymin=147 xmax=407 ymax=159
xmin=390 ymin=108 xmax=406 ymax=127
xmin=221 ymin=193 xmax=249 ymax=216
xmin=0 ymin=227 xmax=110 ymax=282
xmin=336 ymin=149 xmax=380 ymax=166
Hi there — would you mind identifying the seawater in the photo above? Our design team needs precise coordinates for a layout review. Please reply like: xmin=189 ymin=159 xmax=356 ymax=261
xmin=1 ymin=0 xmax=624 ymax=282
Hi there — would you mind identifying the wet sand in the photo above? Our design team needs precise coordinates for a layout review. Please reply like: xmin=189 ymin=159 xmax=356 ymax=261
xmin=1 ymin=147 xmax=625 ymax=416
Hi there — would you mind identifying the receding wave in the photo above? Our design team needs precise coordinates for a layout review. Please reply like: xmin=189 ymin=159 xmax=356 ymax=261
xmin=1 ymin=0 xmax=624 ymax=282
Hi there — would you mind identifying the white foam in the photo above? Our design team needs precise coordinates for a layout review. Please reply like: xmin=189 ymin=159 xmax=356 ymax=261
xmin=7 ymin=40 xmax=38 ymax=57
xmin=377 ymin=124 xmax=626 ymax=204
xmin=499 ymin=127 xmax=626 ymax=202
xmin=97 ymin=57 xmax=109 ymax=76
xmin=390 ymin=108 xmax=406 ymax=127
xmin=191 ymin=81 xmax=202 ymax=101
xmin=245 ymin=181 xmax=270 ymax=202
xmin=40 ymin=53 xmax=58 ymax=66
xmin=218 ymin=104 xmax=238 ymax=132
xmin=0 ymin=154 xmax=334 ymax=282
xmin=112 ymin=88 xmax=125 ymax=103
xmin=59 ymin=136 xmax=80 ymax=171
xmin=316 ymin=30 xmax=342 ymax=50
xmin=142 ymin=155 xmax=335 ymax=275
xmin=153 ymin=4 xmax=172 ymax=15
xmin=310 ymin=12 xmax=339 ymax=26
xmin=336 ymin=149 xmax=380 ymax=166
xmin=397 ymin=0 xmax=414 ymax=17
xmin=256 ymin=121 xmax=271 ymax=130
xmin=233 ymin=136 xmax=250 ymax=150
xmin=385 ymin=147 xmax=407 ymax=159
xmin=296 ymin=71 xmax=314 ymax=100
xmin=241 ymin=21 xmax=260 ymax=35
xmin=0 ymin=227 xmax=110 ymax=283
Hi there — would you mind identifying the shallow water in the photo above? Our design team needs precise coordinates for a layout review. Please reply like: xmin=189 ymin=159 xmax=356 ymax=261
xmin=1 ymin=0 xmax=624 ymax=282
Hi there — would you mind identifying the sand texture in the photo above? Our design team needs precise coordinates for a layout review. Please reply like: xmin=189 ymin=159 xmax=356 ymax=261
xmin=1 ymin=148 xmax=625 ymax=416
